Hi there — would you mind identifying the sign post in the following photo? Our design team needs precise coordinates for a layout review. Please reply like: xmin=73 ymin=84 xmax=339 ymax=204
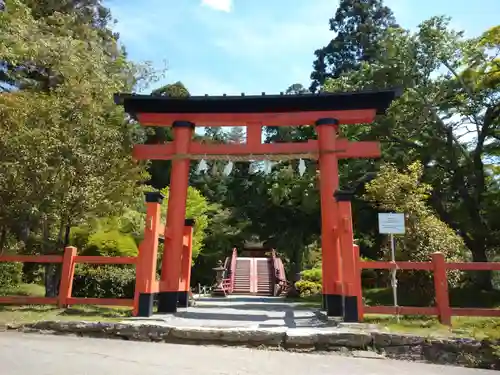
xmin=378 ymin=213 xmax=405 ymax=321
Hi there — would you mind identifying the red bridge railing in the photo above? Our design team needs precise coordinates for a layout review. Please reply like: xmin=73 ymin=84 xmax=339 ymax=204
xmin=228 ymin=247 xmax=237 ymax=293
xmin=271 ymin=249 xmax=290 ymax=295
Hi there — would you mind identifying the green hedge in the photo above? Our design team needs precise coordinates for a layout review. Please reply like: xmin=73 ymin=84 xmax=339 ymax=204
xmin=300 ymin=268 xmax=322 ymax=283
xmin=72 ymin=264 xmax=135 ymax=299
xmin=295 ymin=280 xmax=322 ymax=296
xmin=83 ymin=230 xmax=138 ymax=257
xmin=0 ymin=262 xmax=23 ymax=287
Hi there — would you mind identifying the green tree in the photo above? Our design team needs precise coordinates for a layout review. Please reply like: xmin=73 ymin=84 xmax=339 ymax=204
xmin=324 ymin=18 xmax=500 ymax=289
xmin=147 ymin=81 xmax=191 ymax=189
xmin=285 ymin=83 xmax=309 ymax=95
xmin=310 ymin=0 xmax=398 ymax=92
xmin=159 ymin=186 xmax=211 ymax=261
xmin=0 ymin=0 xmax=119 ymax=91
xmin=0 ymin=0 xmax=152 ymax=295
xmin=364 ymin=162 xmax=466 ymax=293
xmin=151 ymin=81 xmax=190 ymax=97
xmin=227 ymin=127 xmax=245 ymax=144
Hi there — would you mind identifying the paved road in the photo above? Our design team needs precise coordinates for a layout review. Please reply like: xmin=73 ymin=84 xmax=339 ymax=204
xmin=0 ymin=333 xmax=493 ymax=375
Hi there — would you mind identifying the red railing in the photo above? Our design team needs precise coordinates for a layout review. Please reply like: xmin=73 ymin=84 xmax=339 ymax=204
xmin=354 ymin=246 xmax=500 ymax=324
xmin=0 ymin=247 xmax=135 ymax=307
xmin=229 ymin=247 xmax=237 ymax=293
xmin=221 ymin=278 xmax=232 ymax=293
xmin=271 ymin=250 xmax=280 ymax=280
xmin=271 ymin=249 xmax=290 ymax=295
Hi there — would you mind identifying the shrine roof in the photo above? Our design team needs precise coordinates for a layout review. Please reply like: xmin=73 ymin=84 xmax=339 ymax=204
xmin=114 ymin=88 xmax=401 ymax=116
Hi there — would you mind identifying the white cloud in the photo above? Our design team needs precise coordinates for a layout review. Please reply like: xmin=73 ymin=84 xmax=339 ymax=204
xmin=199 ymin=1 xmax=334 ymax=61
xmin=201 ymin=0 xmax=232 ymax=13
xmin=211 ymin=21 xmax=330 ymax=60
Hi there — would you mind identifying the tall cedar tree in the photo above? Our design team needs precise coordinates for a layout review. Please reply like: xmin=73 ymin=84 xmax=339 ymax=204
xmin=310 ymin=0 xmax=398 ymax=92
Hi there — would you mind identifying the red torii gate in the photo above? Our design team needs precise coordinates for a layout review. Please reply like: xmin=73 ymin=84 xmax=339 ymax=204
xmin=116 ymin=89 xmax=400 ymax=321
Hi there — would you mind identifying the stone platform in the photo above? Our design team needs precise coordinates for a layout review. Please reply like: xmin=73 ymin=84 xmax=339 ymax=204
xmin=125 ymin=296 xmax=342 ymax=330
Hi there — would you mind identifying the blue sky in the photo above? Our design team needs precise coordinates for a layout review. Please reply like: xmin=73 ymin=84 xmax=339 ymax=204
xmin=105 ymin=0 xmax=500 ymax=96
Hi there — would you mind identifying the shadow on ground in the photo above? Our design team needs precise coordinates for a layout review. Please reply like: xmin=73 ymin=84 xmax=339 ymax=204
xmin=147 ymin=296 xmax=331 ymax=329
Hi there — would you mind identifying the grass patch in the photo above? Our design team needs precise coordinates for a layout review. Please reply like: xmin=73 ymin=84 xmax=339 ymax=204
xmin=364 ymin=314 xmax=500 ymax=340
xmin=0 ymin=304 xmax=132 ymax=324
xmin=292 ymin=287 xmax=500 ymax=340
xmin=363 ymin=287 xmax=500 ymax=308
xmin=0 ymin=283 xmax=46 ymax=297
xmin=2 ymin=283 xmax=499 ymax=341
xmin=0 ymin=283 xmax=132 ymax=324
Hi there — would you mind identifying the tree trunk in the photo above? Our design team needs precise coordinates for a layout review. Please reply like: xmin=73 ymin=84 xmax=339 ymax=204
xmin=285 ymin=245 xmax=303 ymax=298
xmin=461 ymin=231 xmax=492 ymax=290
xmin=44 ymin=264 xmax=59 ymax=297
xmin=0 ymin=226 xmax=6 ymax=255
xmin=64 ymin=224 xmax=71 ymax=248
xmin=430 ymin=189 xmax=493 ymax=291
xmin=292 ymin=245 xmax=303 ymax=282
xmin=42 ymin=215 xmax=62 ymax=297
xmin=468 ymin=239 xmax=493 ymax=291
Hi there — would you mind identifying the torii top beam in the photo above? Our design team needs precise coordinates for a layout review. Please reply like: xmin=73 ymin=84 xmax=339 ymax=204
xmin=115 ymin=88 xmax=401 ymax=161
xmin=114 ymin=89 xmax=401 ymax=127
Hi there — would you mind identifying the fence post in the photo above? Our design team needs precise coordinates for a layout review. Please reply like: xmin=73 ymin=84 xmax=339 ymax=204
xmin=432 ymin=252 xmax=452 ymax=325
xmin=58 ymin=246 xmax=77 ymax=308
xmin=353 ymin=244 xmax=363 ymax=321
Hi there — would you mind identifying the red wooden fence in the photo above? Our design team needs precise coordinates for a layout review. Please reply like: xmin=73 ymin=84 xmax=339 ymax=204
xmin=353 ymin=246 xmax=500 ymax=325
xmin=0 ymin=247 xmax=136 ymax=308
xmin=1 ymin=247 xmax=500 ymax=325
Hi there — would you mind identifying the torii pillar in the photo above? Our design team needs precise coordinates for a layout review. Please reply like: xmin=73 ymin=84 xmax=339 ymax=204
xmin=334 ymin=189 xmax=358 ymax=322
xmin=158 ymin=121 xmax=194 ymax=313
xmin=315 ymin=118 xmax=344 ymax=317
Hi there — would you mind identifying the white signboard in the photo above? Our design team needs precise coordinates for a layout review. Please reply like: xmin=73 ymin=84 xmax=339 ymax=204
xmin=378 ymin=213 xmax=405 ymax=234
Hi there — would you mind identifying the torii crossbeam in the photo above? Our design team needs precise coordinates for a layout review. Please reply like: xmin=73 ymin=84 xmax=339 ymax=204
xmin=115 ymin=88 xmax=400 ymax=320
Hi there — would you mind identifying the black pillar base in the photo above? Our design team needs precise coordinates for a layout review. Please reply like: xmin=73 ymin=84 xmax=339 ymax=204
xmin=177 ymin=291 xmax=188 ymax=308
xmin=137 ymin=293 xmax=155 ymax=317
xmin=324 ymin=293 xmax=343 ymax=317
xmin=343 ymin=295 xmax=359 ymax=322
xmin=322 ymin=295 xmax=327 ymax=310
xmin=157 ymin=291 xmax=178 ymax=313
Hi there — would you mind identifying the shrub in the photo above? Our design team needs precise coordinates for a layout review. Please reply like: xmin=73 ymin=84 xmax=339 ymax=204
xmin=299 ymin=263 xmax=384 ymax=290
xmin=72 ymin=264 xmax=135 ymax=299
xmin=0 ymin=262 xmax=22 ymax=287
xmin=301 ymin=267 xmax=322 ymax=283
xmin=70 ymin=226 xmax=92 ymax=252
xmin=83 ymin=230 xmax=138 ymax=257
xmin=364 ymin=162 xmax=466 ymax=294
xmin=295 ymin=280 xmax=322 ymax=297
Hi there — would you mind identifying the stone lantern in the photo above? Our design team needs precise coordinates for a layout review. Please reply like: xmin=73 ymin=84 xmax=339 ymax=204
xmin=212 ymin=260 xmax=226 ymax=290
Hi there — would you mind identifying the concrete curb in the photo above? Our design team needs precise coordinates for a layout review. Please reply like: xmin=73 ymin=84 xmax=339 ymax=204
xmin=1 ymin=321 xmax=499 ymax=370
